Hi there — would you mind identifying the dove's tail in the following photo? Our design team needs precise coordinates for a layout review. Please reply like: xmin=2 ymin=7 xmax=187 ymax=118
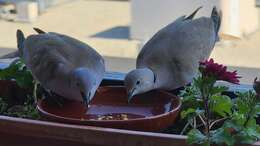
xmin=0 ymin=28 xmax=46 ymax=59
xmin=185 ymin=6 xmax=202 ymax=20
xmin=33 ymin=27 xmax=46 ymax=34
xmin=16 ymin=29 xmax=25 ymax=57
xmin=211 ymin=6 xmax=222 ymax=42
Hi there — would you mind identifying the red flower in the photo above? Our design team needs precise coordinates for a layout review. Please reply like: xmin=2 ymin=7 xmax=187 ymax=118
xmin=199 ymin=59 xmax=240 ymax=84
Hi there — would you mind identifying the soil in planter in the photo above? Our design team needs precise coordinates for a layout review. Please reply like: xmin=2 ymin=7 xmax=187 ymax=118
xmin=0 ymin=81 xmax=40 ymax=120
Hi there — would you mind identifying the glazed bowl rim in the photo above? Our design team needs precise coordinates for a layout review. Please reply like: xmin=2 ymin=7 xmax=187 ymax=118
xmin=37 ymin=85 xmax=182 ymax=123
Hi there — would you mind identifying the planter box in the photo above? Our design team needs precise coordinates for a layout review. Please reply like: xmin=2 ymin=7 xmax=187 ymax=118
xmin=0 ymin=72 xmax=259 ymax=146
xmin=0 ymin=116 xmax=187 ymax=146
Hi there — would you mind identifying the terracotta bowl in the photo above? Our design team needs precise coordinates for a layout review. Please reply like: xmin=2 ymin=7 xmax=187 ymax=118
xmin=37 ymin=86 xmax=181 ymax=132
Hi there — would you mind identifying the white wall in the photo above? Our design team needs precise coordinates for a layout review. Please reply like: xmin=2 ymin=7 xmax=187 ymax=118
xmin=131 ymin=0 xmax=259 ymax=41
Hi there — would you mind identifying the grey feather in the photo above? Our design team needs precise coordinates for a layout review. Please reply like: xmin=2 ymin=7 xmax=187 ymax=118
xmin=185 ymin=6 xmax=202 ymax=20
xmin=33 ymin=27 xmax=46 ymax=34
xmin=125 ymin=7 xmax=221 ymax=99
xmin=211 ymin=6 xmax=222 ymax=41
xmin=17 ymin=28 xmax=105 ymax=103
xmin=16 ymin=29 xmax=25 ymax=57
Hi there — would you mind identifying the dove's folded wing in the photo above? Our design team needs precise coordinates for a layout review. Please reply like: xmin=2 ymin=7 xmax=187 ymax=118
xmin=24 ymin=35 xmax=73 ymax=83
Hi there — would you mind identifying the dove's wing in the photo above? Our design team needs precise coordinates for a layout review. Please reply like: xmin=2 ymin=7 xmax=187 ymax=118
xmin=137 ymin=16 xmax=216 ymax=67
xmin=48 ymin=32 xmax=105 ymax=79
xmin=24 ymin=33 xmax=105 ymax=83
xmin=136 ymin=6 xmax=204 ymax=67
xmin=23 ymin=34 xmax=74 ymax=86
xmin=136 ymin=17 xmax=217 ymax=89
xmin=137 ymin=15 xmax=186 ymax=67
xmin=18 ymin=29 xmax=105 ymax=101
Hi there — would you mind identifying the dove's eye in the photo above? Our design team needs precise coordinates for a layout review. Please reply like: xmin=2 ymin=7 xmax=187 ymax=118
xmin=136 ymin=80 xmax=141 ymax=85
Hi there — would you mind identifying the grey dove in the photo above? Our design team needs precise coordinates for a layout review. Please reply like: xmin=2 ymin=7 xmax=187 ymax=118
xmin=125 ymin=7 xmax=221 ymax=101
xmin=16 ymin=28 xmax=105 ymax=104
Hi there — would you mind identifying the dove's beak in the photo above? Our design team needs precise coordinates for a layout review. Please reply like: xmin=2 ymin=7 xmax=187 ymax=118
xmin=127 ymin=88 xmax=136 ymax=103
xmin=80 ymin=91 xmax=91 ymax=105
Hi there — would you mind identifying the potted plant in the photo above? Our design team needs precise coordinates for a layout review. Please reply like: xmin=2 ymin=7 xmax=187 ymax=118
xmin=0 ymin=58 xmax=259 ymax=146
xmin=175 ymin=59 xmax=260 ymax=146
xmin=0 ymin=59 xmax=39 ymax=119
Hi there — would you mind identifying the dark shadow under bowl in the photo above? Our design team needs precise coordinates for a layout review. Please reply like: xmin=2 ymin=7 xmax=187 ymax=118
xmin=37 ymin=86 xmax=181 ymax=131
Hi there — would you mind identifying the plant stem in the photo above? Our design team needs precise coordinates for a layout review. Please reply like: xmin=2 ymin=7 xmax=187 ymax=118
xmin=193 ymin=117 xmax=197 ymax=128
xmin=181 ymin=121 xmax=192 ymax=135
xmin=201 ymin=80 xmax=214 ymax=143
xmin=33 ymin=81 xmax=38 ymax=104
xmin=243 ymin=107 xmax=254 ymax=127
xmin=209 ymin=117 xmax=228 ymax=129
xmin=198 ymin=114 xmax=206 ymax=126
xmin=201 ymin=85 xmax=211 ymax=142
xmin=203 ymin=96 xmax=210 ymax=140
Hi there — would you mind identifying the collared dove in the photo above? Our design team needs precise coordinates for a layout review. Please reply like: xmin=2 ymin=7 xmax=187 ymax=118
xmin=16 ymin=28 xmax=105 ymax=104
xmin=125 ymin=7 xmax=221 ymax=101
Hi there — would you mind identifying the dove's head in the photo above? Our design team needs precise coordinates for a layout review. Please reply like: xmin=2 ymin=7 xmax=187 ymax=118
xmin=124 ymin=68 xmax=156 ymax=102
xmin=70 ymin=68 xmax=97 ymax=105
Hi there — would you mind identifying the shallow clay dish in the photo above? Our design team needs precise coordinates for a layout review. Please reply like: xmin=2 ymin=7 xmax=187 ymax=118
xmin=37 ymin=86 xmax=181 ymax=131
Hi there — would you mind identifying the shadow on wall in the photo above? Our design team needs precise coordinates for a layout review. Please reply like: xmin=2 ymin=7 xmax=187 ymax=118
xmin=90 ymin=26 xmax=129 ymax=40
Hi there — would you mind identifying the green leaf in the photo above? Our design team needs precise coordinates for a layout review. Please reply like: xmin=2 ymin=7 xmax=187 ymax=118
xmin=235 ymin=91 xmax=257 ymax=115
xmin=187 ymin=129 xmax=206 ymax=144
xmin=181 ymin=108 xmax=196 ymax=119
xmin=231 ymin=112 xmax=247 ymax=127
xmin=235 ymin=129 xmax=260 ymax=144
xmin=210 ymin=95 xmax=232 ymax=117
xmin=255 ymin=104 xmax=260 ymax=115
xmin=246 ymin=128 xmax=260 ymax=139
xmin=181 ymin=108 xmax=205 ymax=120
xmin=210 ymin=128 xmax=235 ymax=146
xmin=246 ymin=118 xmax=257 ymax=128
xmin=180 ymin=84 xmax=200 ymax=101
xmin=0 ymin=59 xmax=33 ymax=88
xmin=202 ymin=142 xmax=211 ymax=146
xmin=15 ymin=71 xmax=33 ymax=88
xmin=210 ymin=86 xmax=228 ymax=95
xmin=223 ymin=120 xmax=242 ymax=132
xmin=236 ymin=100 xmax=250 ymax=115
xmin=180 ymin=83 xmax=204 ymax=115
xmin=223 ymin=118 xmax=260 ymax=144
xmin=5 ymin=99 xmax=40 ymax=119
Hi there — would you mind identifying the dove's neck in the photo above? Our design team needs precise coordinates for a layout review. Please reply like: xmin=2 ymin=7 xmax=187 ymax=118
xmin=153 ymin=67 xmax=176 ymax=90
xmin=153 ymin=76 xmax=164 ymax=89
xmin=143 ymin=68 xmax=158 ymax=90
